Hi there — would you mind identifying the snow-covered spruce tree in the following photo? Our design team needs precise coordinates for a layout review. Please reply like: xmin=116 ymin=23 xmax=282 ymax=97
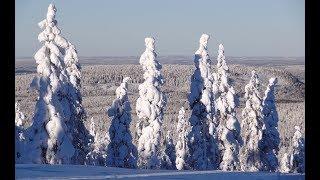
xmin=160 ymin=130 xmax=176 ymax=169
xmin=26 ymin=3 xmax=75 ymax=164
xmin=175 ymin=107 xmax=190 ymax=170
xmin=106 ymin=77 xmax=137 ymax=168
xmin=260 ymin=77 xmax=280 ymax=172
xmin=136 ymin=37 xmax=167 ymax=169
xmin=290 ymin=126 xmax=305 ymax=173
xmin=15 ymin=102 xmax=26 ymax=163
xmin=239 ymin=70 xmax=264 ymax=171
xmin=187 ymin=34 xmax=218 ymax=170
xmin=279 ymin=153 xmax=291 ymax=173
xmin=213 ymin=44 xmax=241 ymax=171
xmin=279 ymin=126 xmax=305 ymax=173
xmin=85 ymin=117 xmax=107 ymax=166
xmin=165 ymin=131 xmax=176 ymax=168
xmin=62 ymin=41 xmax=92 ymax=165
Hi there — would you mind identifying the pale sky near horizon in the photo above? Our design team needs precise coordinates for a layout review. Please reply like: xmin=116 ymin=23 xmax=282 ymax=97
xmin=15 ymin=0 xmax=304 ymax=57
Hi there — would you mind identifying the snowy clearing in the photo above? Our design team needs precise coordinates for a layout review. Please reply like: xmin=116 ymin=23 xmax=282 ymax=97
xmin=16 ymin=164 xmax=304 ymax=180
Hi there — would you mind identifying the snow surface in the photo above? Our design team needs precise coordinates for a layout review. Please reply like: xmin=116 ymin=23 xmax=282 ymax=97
xmin=16 ymin=164 xmax=304 ymax=180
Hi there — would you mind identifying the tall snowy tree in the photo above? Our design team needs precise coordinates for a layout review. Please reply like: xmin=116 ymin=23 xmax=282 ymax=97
xmin=187 ymin=34 xmax=218 ymax=170
xmin=175 ymin=107 xmax=190 ymax=170
xmin=160 ymin=130 xmax=176 ymax=170
xmin=279 ymin=153 xmax=291 ymax=173
xmin=279 ymin=126 xmax=305 ymax=173
xmin=213 ymin=44 xmax=241 ymax=171
xmin=15 ymin=102 xmax=26 ymax=163
xmin=165 ymin=131 xmax=176 ymax=168
xmin=260 ymin=77 xmax=280 ymax=172
xmin=106 ymin=77 xmax=137 ymax=168
xmin=136 ymin=37 xmax=167 ymax=169
xmin=85 ymin=117 xmax=108 ymax=166
xmin=26 ymin=3 xmax=75 ymax=164
xmin=239 ymin=70 xmax=264 ymax=171
xmin=62 ymin=41 xmax=92 ymax=165
xmin=15 ymin=102 xmax=25 ymax=127
xmin=290 ymin=126 xmax=305 ymax=173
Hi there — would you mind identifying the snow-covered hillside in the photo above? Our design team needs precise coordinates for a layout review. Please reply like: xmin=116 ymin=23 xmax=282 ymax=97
xmin=16 ymin=164 xmax=304 ymax=180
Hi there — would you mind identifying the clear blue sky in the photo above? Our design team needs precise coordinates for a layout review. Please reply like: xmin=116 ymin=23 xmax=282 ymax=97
xmin=15 ymin=0 xmax=304 ymax=57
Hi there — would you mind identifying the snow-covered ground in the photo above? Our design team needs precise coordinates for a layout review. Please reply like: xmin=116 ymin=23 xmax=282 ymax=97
xmin=16 ymin=164 xmax=304 ymax=180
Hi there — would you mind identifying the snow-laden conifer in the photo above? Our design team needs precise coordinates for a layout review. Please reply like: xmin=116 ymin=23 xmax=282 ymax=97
xmin=239 ymin=70 xmax=264 ymax=171
xmin=62 ymin=41 xmax=91 ymax=165
xmin=160 ymin=131 xmax=176 ymax=169
xmin=290 ymin=126 xmax=305 ymax=173
xmin=260 ymin=77 xmax=280 ymax=171
xmin=165 ymin=131 xmax=176 ymax=168
xmin=26 ymin=3 xmax=75 ymax=164
xmin=279 ymin=153 xmax=291 ymax=173
xmin=213 ymin=44 xmax=241 ymax=171
xmin=106 ymin=77 xmax=137 ymax=168
xmin=279 ymin=126 xmax=305 ymax=173
xmin=15 ymin=102 xmax=26 ymax=163
xmin=85 ymin=117 xmax=107 ymax=166
xmin=136 ymin=37 xmax=167 ymax=169
xmin=187 ymin=34 xmax=218 ymax=170
xmin=175 ymin=107 xmax=190 ymax=170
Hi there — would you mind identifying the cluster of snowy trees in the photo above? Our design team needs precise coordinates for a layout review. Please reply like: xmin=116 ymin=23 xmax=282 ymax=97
xmin=15 ymin=3 xmax=304 ymax=174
